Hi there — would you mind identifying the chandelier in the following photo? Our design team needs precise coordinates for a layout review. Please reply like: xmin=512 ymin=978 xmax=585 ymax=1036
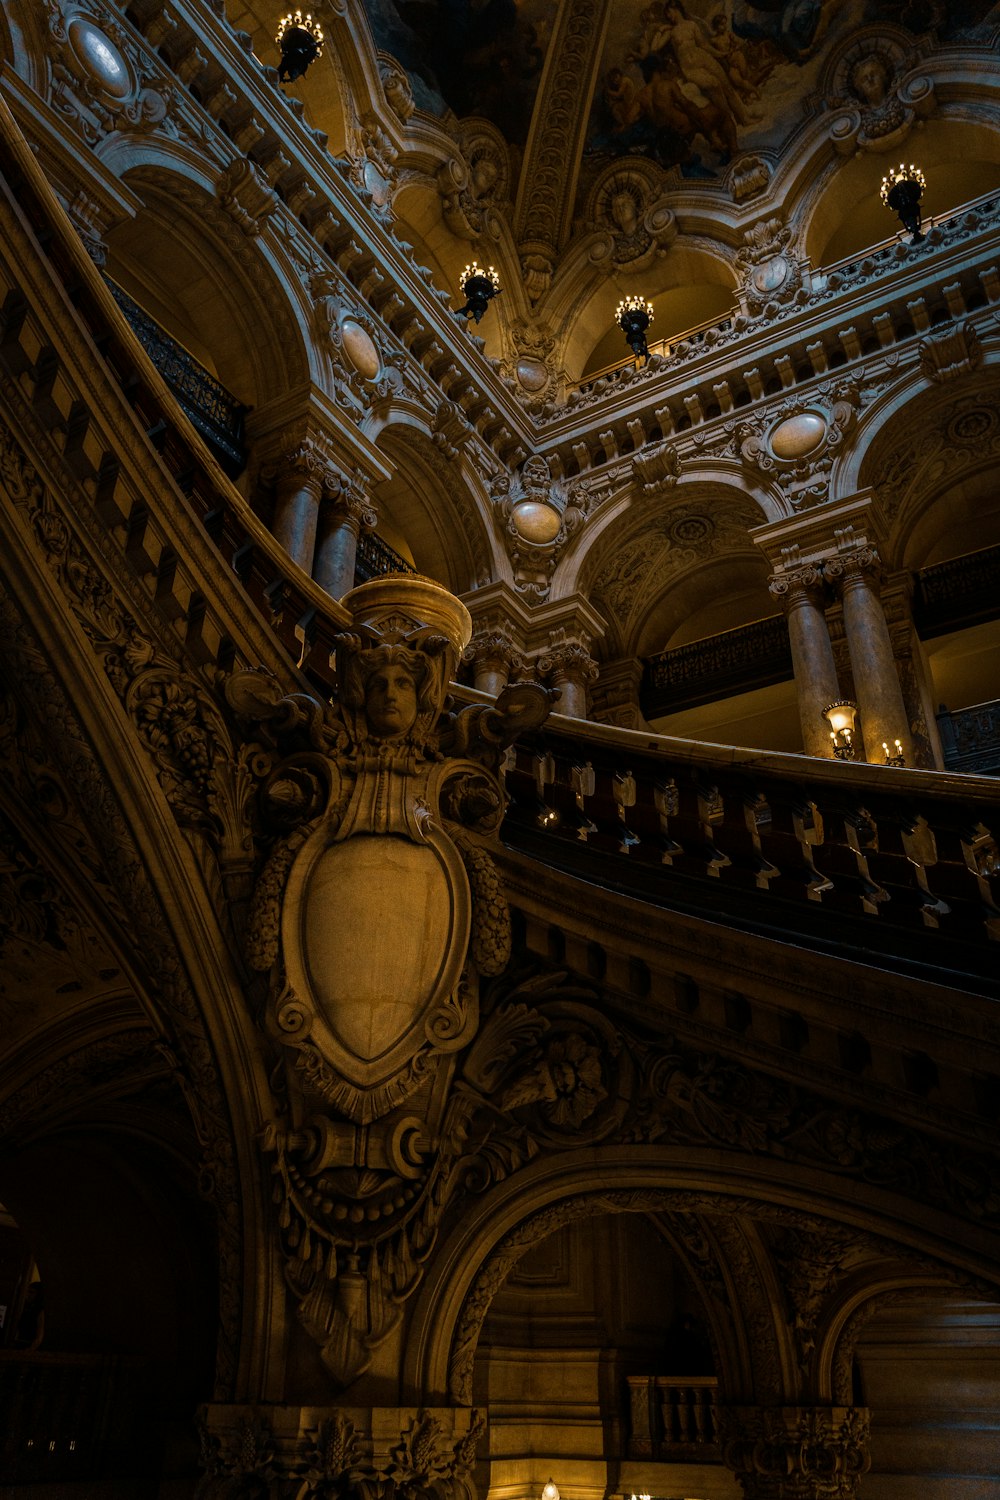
xmin=276 ymin=11 xmax=324 ymax=83
xmin=617 ymin=295 xmax=654 ymax=363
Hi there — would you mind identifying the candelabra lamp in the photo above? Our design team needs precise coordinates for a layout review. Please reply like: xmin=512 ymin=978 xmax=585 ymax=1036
xmin=882 ymin=738 xmax=906 ymax=767
xmin=616 ymin=295 xmax=654 ymax=363
xmin=456 ymin=263 xmax=501 ymax=323
xmin=276 ymin=11 xmax=324 ymax=83
xmin=822 ymin=700 xmax=858 ymax=760
xmin=880 ymin=163 xmax=927 ymax=241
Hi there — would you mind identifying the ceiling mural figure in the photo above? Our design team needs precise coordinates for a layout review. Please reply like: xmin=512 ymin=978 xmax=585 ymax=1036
xmin=584 ymin=0 xmax=1000 ymax=179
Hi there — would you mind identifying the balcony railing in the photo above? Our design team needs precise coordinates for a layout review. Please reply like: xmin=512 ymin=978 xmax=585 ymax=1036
xmin=568 ymin=187 xmax=1000 ymax=400
xmin=938 ymin=699 xmax=1000 ymax=777
xmin=354 ymin=528 xmax=417 ymax=584
xmin=915 ymin=542 xmax=1000 ymax=637
xmin=627 ymin=1375 xmax=719 ymax=1459
xmin=103 ymin=277 xmax=247 ymax=475
xmin=643 ymin=614 xmax=791 ymax=717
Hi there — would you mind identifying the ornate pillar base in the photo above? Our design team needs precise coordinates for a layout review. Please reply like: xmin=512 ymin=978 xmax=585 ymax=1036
xmin=717 ymin=1405 xmax=871 ymax=1500
xmin=198 ymin=1404 xmax=485 ymax=1500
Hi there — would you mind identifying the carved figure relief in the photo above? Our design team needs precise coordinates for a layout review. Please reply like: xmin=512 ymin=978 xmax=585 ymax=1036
xmin=437 ymin=126 xmax=509 ymax=242
xmin=228 ymin=576 xmax=552 ymax=1383
xmin=584 ymin=163 xmax=677 ymax=272
xmin=825 ymin=34 xmax=935 ymax=156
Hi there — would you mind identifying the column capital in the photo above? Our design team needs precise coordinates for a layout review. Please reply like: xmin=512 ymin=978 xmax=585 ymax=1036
xmin=260 ymin=439 xmax=332 ymax=496
xmin=198 ymin=1404 xmax=485 ymax=1500
xmin=717 ymin=1405 xmax=871 ymax=1500
xmin=535 ymin=640 xmax=600 ymax=685
xmin=824 ymin=546 xmax=882 ymax=593
xmin=462 ymin=628 xmax=524 ymax=676
xmin=325 ymin=469 xmax=378 ymax=531
xmin=768 ymin=564 xmax=825 ymax=609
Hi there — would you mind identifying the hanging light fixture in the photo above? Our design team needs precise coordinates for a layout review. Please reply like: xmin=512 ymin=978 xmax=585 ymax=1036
xmin=616 ymin=295 xmax=654 ymax=364
xmin=276 ymin=11 xmax=324 ymax=83
xmin=879 ymin=163 xmax=927 ymax=242
xmin=457 ymin=262 xmax=501 ymax=323
xmin=822 ymin=700 xmax=858 ymax=760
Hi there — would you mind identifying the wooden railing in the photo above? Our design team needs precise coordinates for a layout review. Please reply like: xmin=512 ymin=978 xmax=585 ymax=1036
xmin=501 ymin=716 xmax=1000 ymax=997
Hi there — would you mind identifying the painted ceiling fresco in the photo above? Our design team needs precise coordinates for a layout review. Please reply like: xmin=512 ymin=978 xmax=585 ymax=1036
xmin=360 ymin=0 xmax=552 ymax=146
xmin=362 ymin=0 xmax=999 ymax=177
xmin=586 ymin=0 xmax=1000 ymax=179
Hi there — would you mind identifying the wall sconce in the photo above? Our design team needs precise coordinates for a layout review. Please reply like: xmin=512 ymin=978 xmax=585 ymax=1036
xmin=882 ymin=738 xmax=905 ymax=767
xmin=880 ymin=163 xmax=926 ymax=242
xmin=616 ymin=295 xmax=654 ymax=364
xmin=822 ymin=700 xmax=857 ymax=760
xmin=541 ymin=1481 xmax=560 ymax=1500
xmin=276 ymin=11 xmax=324 ymax=82
xmin=457 ymin=263 xmax=501 ymax=323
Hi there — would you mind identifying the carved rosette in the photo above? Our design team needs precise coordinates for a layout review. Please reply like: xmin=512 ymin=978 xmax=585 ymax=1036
xmin=717 ymin=1406 xmax=871 ymax=1500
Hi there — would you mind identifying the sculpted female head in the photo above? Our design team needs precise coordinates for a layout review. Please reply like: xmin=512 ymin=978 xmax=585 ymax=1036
xmin=343 ymin=644 xmax=431 ymax=741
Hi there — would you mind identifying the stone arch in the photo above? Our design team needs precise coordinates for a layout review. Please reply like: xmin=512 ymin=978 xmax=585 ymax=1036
xmin=801 ymin=112 xmax=1000 ymax=271
xmin=558 ymin=236 xmax=739 ymax=382
xmin=372 ymin=422 xmax=503 ymax=593
xmin=562 ymin=480 xmax=772 ymax=658
xmin=405 ymin=1147 xmax=992 ymax=1408
xmin=0 ymin=401 xmax=285 ymax=1398
xmin=847 ymin=367 xmax=1000 ymax=570
xmin=106 ymin=165 xmax=309 ymax=411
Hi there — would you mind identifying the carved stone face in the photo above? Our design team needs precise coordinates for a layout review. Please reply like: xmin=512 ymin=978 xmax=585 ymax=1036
xmin=365 ymin=663 xmax=419 ymax=738
xmin=611 ymin=190 xmax=639 ymax=236
xmin=851 ymin=55 xmax=889 ymax=107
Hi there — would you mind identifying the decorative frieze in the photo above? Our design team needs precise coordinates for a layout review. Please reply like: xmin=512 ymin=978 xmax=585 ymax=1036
xmin=717 ymin=1406 xmax=870 ymax=1500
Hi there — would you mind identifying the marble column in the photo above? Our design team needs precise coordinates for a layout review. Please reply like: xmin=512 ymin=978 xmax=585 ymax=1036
xmin=717 ymin=1405 xmax=871 ymax=1500
xmin=536 ymin=642 xmax=599 ymax=719
xmin=826 ymin=548 xmax=914 ymax=766
xmin=270 ymin=463 xmax=323 ymax=573
xmin=882 ymin=573 xmax=943 ymax=769
xmin=313 ymin=484 xmax=377 ymax=599
xmin=769 ymin=566 xmax=841 ymax=758
xmin=463 ymin=630 xmax=522 ymax=696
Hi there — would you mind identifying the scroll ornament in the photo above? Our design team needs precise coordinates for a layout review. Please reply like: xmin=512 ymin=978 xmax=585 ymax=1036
xmin=225 ymin=577 xmax=552 ymax=1385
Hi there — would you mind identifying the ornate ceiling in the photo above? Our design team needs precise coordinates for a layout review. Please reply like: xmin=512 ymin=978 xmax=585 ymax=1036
xmin=359 ymin=0 xmax=999 ymax=199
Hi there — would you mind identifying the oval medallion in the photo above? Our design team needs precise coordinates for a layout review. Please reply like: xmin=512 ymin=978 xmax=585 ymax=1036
xmin=68 ymin=18 xmax=133 ymax=99
xmin=511 ymin=500 xmax=561 ymax=544
xmin=341 ymin=319 xmax=381 ymax=381
xmin=752 ymin=257 xmax=789 ymax=294
xmin=516 ymin=357 xmax=548 ymax=392
xmin=771 ymin=412 xmax=827 ymax=460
